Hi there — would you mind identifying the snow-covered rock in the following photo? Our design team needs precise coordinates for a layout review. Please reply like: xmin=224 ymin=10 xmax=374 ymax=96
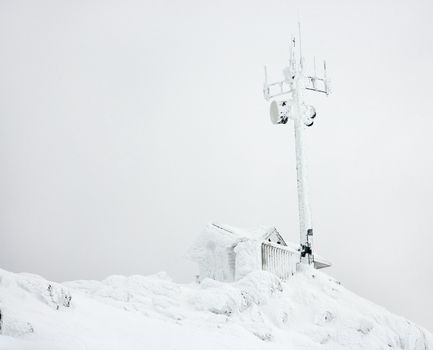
xmin=0 ymin=267 xmax=431 ymax=350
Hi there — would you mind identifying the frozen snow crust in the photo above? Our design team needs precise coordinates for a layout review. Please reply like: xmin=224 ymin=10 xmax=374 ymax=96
xmin=0 ymin=267 xmax=432 ymax=350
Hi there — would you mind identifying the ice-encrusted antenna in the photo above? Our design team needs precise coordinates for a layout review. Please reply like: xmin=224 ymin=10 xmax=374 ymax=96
xmin=298 ymin=22 xmax=303 ymax=69
xmin=263 ymin=29 xmax=331 ymax=267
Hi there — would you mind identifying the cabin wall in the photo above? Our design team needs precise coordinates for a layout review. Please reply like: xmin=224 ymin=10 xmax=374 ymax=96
xmin=233 ymin=241 xmax=261 ymax=280
xmin=196 ymin=242 xmax=235 ymax=282
xmin=261 ymin=242 xmax=298 ymax=279
xmin=266 ymin=231 xmax=286 ymax=245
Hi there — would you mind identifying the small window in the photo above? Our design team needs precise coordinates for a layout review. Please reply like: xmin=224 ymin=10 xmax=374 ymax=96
xmin=268 ymin=238 xmax=271 ymax=242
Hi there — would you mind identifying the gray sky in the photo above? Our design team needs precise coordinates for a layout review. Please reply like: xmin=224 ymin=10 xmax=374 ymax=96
xmin=1 ymin=0 xmax=432 ymax=331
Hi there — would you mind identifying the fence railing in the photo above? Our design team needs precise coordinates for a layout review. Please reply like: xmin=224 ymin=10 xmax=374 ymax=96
xmin=261 ymin=242 xmax=299 ymax=280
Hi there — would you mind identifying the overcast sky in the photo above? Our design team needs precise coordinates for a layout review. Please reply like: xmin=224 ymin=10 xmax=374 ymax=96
xmin=1 ymin=0 xmax=432 ymax=331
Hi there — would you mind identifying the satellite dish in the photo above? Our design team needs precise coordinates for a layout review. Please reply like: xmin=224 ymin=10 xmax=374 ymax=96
xmin=303 ymin=105 xmax=316 ymax=127
xmin=307 ymin=105 xmax=316 ymax=119
xmin=270 ymin=100 xmax=290 ymax=125
xmin=304 ymin=118 xmax=314 ymax=127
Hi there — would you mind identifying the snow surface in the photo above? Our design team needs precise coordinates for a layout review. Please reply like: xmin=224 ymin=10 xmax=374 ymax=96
xmin=0 ymin=266 xmax=432 ymax=350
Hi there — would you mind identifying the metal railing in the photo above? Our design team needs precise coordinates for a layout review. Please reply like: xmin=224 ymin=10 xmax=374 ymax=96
xmin=261 ymin=242 xmax=299 ymax=280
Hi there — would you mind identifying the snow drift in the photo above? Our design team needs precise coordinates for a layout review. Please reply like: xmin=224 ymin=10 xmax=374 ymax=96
xmin=0 ymin=267 xmax=431 ymax=350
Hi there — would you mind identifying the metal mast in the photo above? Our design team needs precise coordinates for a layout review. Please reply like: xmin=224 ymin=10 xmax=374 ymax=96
xmin=263 ymin=31 xmax=330 ymax=265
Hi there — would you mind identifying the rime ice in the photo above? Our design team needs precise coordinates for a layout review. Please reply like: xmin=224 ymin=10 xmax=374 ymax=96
xmin=189 ymin=222 xmax=299 ymax=282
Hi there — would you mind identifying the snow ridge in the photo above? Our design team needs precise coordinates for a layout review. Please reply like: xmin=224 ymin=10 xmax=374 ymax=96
xmin=0 ymin=267 xmax=431 ymax=350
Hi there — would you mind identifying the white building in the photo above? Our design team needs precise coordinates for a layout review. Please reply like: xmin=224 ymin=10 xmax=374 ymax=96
xmin=189 ymin=223 xmax=302 ymax=282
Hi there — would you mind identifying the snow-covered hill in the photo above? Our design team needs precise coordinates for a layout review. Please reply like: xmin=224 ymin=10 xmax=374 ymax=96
xmin=0 ymin=266 xmax=431 ymax=350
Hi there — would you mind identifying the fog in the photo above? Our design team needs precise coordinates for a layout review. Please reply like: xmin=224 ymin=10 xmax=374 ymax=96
xmin=0 ymin=0 xmax=432 ymax=330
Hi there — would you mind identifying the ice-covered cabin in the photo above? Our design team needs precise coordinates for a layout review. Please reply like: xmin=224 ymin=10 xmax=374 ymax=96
xmin=189 ymin=222 xmax=300 ymax=282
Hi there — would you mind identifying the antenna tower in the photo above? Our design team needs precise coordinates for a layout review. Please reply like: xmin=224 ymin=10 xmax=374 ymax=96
xmin=263 ymin=26 xmax=330 ymax=266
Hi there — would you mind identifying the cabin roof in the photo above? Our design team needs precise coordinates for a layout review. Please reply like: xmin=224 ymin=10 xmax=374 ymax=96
xmin=188 ymin=222 xmax=300 ymax=262
xmin=209 ymin=222 xmax=305 ymax=253
xmin=210 ymin=222 xmax=284 ymax=243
